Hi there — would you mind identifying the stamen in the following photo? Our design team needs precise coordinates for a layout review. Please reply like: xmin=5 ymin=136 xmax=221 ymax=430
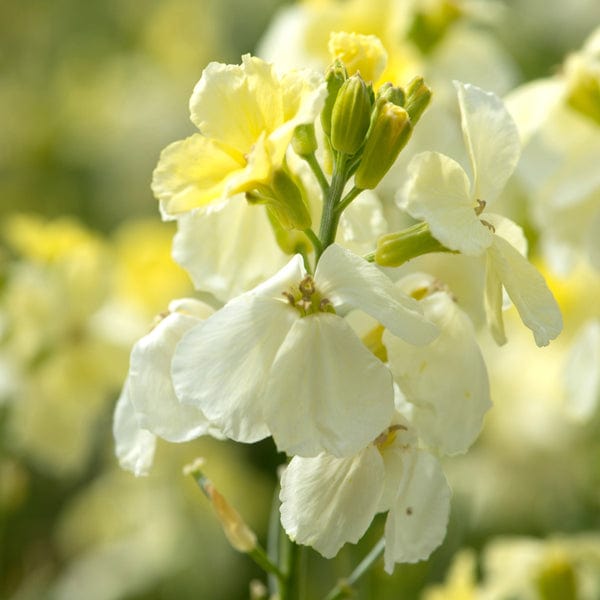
xmin=475 ymin=199 xmax=486 ymax=216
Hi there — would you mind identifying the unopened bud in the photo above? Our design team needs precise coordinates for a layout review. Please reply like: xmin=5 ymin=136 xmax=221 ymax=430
xmin=331 ymin=75 xmax=373 ymax=155
xmin=377 ymin=82 xmax=406 ymax=106
xmin=247 ymin=169 xmax=312 ymax=231
xmin=404 ymin=76 xmax=432 ymax=125
xmin=292 ymin=124 xmax=318 ymax=157
xmin=354 ymin=100 xmax=412 ymax=189
xmin=375 ymin=222 xmax=451 ymax=266
xmin=321 ymin=60 xmax=347 ymax=137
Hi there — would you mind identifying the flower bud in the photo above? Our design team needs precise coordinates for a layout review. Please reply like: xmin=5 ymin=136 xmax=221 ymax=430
xmin=377 ymin=82 xmax=406 ymax=107
xmin=354 ymin=100 xmax=412 ymax=189
xmin=404 ymin=76 xmax=432 ymax=125
xmin=292 ymin=124 xmax=318 ymax=157
xmin=375 ymin=222 xmax=451 ymax=266
xmin=321 ymin=60 xmax=347 ymax=137
xmin=330 ymin=74 xmax=373 ymax=155
xmin=246 ymin=168 xmax=312 ymax=231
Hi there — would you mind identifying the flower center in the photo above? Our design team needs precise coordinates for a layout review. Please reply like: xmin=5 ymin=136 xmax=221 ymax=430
xmin=374 ymin=424 xmax=407 ymax=453
xmin=282 ymin=276 xmax=336 ymax=317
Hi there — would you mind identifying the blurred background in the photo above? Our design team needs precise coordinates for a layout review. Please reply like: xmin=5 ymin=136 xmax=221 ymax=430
xmin=1 ymin=1 xmax=600 ymax=598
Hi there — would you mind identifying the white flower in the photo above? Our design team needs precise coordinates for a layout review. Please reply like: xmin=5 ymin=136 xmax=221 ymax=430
xmin=403 ymin=82 xmax=562 ymax=346
xmin=172 ymin=244 xmax=438 ymax=458
xmin=113 ymin=298 xmax=221 ymax=476
xmin=279 ymin=413 xmax=451 ymax=571
xmin=384 ymin=273 xmax=491 ymax=455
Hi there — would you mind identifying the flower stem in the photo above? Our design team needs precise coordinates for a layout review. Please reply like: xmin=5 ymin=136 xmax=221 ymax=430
xmin=303 ymin=152 xmax=330 ymax=197
xmin=322 ymin=538 xmax=386 ymax=600
xmin=317 ymin=152 xmax=348 ymax=260
xmin=334 ymin=186 xmax=362 ymax=215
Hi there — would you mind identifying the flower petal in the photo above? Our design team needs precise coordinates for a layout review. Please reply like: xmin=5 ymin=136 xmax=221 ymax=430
xmin=152 ymin=134 xmax=244 ymax=218
xmin=279 ymin=447 xmax=385 ymax=558
xmin=172 ymin=201 xmax=288 ymax=302
xmin=172 ymin=296 xmax=297 ymax=443
xmin=455 ymin=81 xmax=521 ymax=204
xmin=113 ymin=381 xmax=156 ymax=477
xmin=267 ymin=313 xmax=395 ymax=457
xmin=484 ymin=248 xmax=507 ymax=345
xmin=129 ymin=311 xmax=219 ymax=443
xmin=383 ymin=450 xmax=451 ymax=572
xmin=385 ymin=289 xmax=491 ymax=455
xmin=315 ymin=244 xmax=438 ymax=346
xmin=488 ymin=234 xmax=563 ymax=346
xmin=564 ymin=320 xmax=600 ymax=421
xmin=404 ymin=152 xmax=494 ymax=256
xmin=190 ymin=56 xmax=283 ymax=154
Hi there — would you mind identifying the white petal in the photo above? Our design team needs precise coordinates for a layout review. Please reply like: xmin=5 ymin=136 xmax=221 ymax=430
xmin=129 ymin=312 xmax=218 ymax=443
xmin=485 ymin=213 xmax=528 ymax=256
xmin=488 ymin=235 xmax=563 ymax=346
xmin=172 ymin=295 xmax=297 ymax=443
xmin=385 ymin=291 xmax=491 ymax=455
xmin=383 ymin=451 xmax=451 ymax=572
xmin=173 ymin=201 xmax=288 ymax=302
xmin=279 ymin=447 xmax=385 ymax=558
xmin=484 ymin=250 xmax=507 ymax=345
xmin=113 ymin=381 xmax=156 ymax=477
xmin=455 ymin=82 xmax=521 ymax=204
xmin=564 ymin=320 xmax=600 ymax=421
xmin=267 ymin=313 xmax=395 ymax=457
xmin=315 ymin=244 xmax=438 ymax=346
xmin=405 ymin=152 xmax=494 ymax=256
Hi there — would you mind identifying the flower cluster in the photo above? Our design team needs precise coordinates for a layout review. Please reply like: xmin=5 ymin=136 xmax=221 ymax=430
xmin=114 ymin=31 xmax=562 ymax=583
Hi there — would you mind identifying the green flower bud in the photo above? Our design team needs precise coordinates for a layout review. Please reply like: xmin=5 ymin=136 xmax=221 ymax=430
xmin=377 ymin=82 xmax=406 ymax=107
xmin=331 ymin=74 xmax=373 ymax=155
xmin=536 ymin=559 xmax=577 ymax=600
xmin=354 ymin=100 xmax=412 ymax=189
xmin=374 ymin=222 xmax=452 ymax=267
xmin=404 ymin=76 xmax=432 ymax=125
xmin=321 ymin=60 xmax=347 ymax=137
xmin=246 ymin=168 xmax=311 ymax=231
xmin=266 ymin=209 xmax=311 ymax=256
xmin=292 ymin=124 xmax=318 ymax=157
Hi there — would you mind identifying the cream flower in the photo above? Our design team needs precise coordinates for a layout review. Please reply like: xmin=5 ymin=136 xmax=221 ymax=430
xmin=384 ymin=273 xmax=491 ymax=455
xmin=172 ymin=244 xmax=438 ymax=458
xmin=152 ymin=55 xmax=326 ymax=217
xmin=279 ymin=412 xmax=451 ymax=571
xmin=403 ymin=82 xmax=562 ymax=346
xmin=114 ymin=298 xmax=221 ymax=476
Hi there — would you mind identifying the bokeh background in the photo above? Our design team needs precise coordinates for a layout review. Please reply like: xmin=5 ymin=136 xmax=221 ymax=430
xmin=1 ymin=1 xmax=600 ymax=598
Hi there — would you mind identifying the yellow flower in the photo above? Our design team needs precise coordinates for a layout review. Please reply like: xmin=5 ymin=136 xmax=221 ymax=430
xmin=152 ymin=55 xmax=326 ymax=217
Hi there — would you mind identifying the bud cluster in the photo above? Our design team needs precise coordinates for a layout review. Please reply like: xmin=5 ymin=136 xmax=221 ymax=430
xmin=320 ymin=61 xmax=432 ymax=190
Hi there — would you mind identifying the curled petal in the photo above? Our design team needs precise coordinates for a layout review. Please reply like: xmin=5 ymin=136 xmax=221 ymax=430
xmin=113 ymin=381 xmax=156 ymax=477
xmin=267 ymin=313 xmax=395 ymax=457
xmin=129 ymin=311 xmax=219 ymax=443
xmin=487 ymin=235 xmax=563 ymax=346
xmin=279 ymin=447 xmax=385 ymax=558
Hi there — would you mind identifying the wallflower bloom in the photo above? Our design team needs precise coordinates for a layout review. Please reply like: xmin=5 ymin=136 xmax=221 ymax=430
xmin=384 ymin=273 xmax=491 ymax=455
xmin=114 ymin=298 xmax=221 ymax=476
xmin=279 ymin=411 xmax=451 ymax=571
xmin=403 ymin=82 xmax=562 ymax=346
xmin=172 ymin=244 xmax=438 ymax=458
xmin=152 ymin=55 xmax=326 ymax=217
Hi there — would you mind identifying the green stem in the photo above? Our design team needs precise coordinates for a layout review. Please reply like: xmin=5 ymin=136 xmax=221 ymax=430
xmin=323 ymin=538 xmax=386 ymax=600
xmin=304 ymin=227 xmax=323 ymax=258
xmin=249 ymin=545 xmax=287 ymax=583
xmin=303 ymin=152 xmax=330 ymax=197
xmin=334 ymin=186 xmax=362 ymax=215
xmin=317 ymin=152 xmax=348 ymax=260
